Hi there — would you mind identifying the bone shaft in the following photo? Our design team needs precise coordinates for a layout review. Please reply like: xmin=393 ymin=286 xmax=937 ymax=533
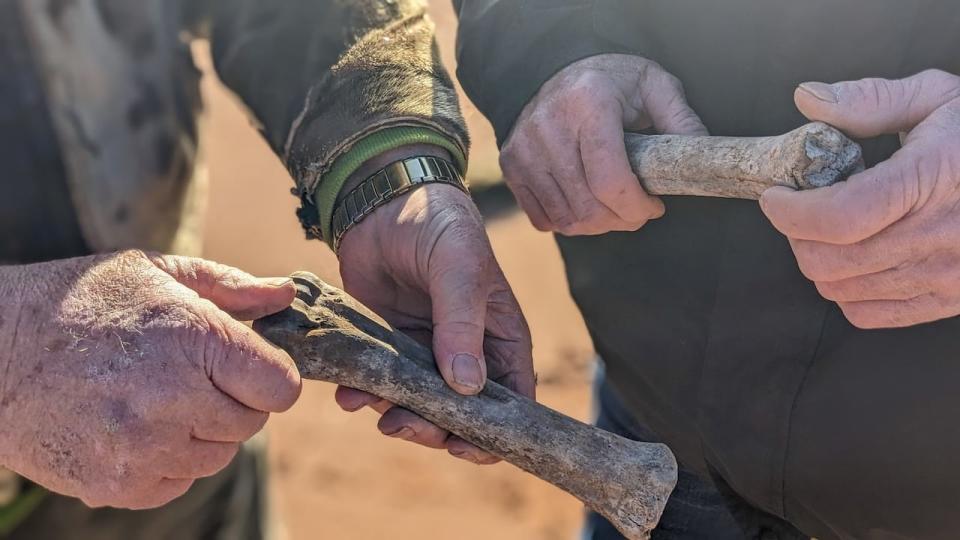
xmin=255 ymin=277 xmax=677 ymax=540
xmin=288 ymin=329 xmax=674 ymax=539
xmin=625 ymin=133 xmax=788 ymax=199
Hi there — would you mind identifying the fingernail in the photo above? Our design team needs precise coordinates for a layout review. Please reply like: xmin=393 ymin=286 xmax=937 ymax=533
xmin=384 ymin=426 xmax=416 ymax=440
xmin=452 ymin=354 xmax=483 ymax=391
xmin=799 ymin=82 xmax=839 ymax=104
xmin=449 ymin=448 xmax=477 ymax=463
xmin=265 ymin=277 xmax=293 ymax=288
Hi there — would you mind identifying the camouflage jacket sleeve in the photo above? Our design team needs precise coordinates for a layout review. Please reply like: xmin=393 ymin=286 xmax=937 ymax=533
xmin=186 ymin=0 xmax=470 ymax=244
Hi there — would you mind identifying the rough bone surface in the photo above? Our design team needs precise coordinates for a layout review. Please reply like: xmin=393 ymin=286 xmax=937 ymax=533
xmin=625 ymin=122 xmax=864 ymax=199
xmin=254 ymin=273 xmax=678 ymax=540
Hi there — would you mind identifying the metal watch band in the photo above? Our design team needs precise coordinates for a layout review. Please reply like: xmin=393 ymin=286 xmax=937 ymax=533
xmin=331 ymin=156 xmax=467 ymax=252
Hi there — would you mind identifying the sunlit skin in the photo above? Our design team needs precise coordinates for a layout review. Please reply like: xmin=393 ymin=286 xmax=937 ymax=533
xmin=332 ymin=147 xmax=535 ymax=465
xmin=334 ymin=182 xmax=536 ymax=465
xmin=500 ymin=54 xmax=707 ymax=236
xmin=0 ymin=251 xmax=301 ymax=509
xmin=762 ymin=70 xmax=960 ymax=329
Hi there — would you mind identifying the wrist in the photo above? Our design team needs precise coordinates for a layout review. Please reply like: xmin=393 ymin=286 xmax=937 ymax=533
xmin=330 ymin=151 xmax=467 ymax=253
xmin=335 ymin=144 xmax=454 ymax=208
xmin=313 ymin=127 xmax=467 ymax=246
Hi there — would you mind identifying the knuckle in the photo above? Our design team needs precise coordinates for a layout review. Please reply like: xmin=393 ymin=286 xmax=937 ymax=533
xmin=796 ymin=256 xmax=832 ymax=282
xmin=526 ymin=214 xmax=553 ymax=232
xmin=839 ymin=304 xmax=879 ymax=329
xmin=919 ymin=69 xmax=960 ymax=96
xmin=555 ymin=218 xmax=580 ymax=236
xmin=562 ymin=75 xmax=606 ymax=111
xmin=499 ymin=142 xmax=529 ymax=175
xmin=660 ymin=71 xmax=685 ymax=93
xmin=815 ymin=281 xmax=844 ymax=302
xmin=589 ymin=176 xmax=630 ymax=205
xmin=575 ymin=200 xmax=606 ymax=224
xmin=622 ymin=219 xmax=649 ymax=232
xmin=793 ymin=243 xmax=842 ymax=282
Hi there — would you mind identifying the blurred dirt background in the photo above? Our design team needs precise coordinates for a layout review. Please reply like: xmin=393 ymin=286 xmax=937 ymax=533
xmin=197 ymin=1 xmax=596 ymax=539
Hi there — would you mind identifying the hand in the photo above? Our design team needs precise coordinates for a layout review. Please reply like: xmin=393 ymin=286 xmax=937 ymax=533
xmin=0 ymin=251 xmax=301 ymax=508
xmin=761 ymin=69 xmax=960 ymax=328
xmin=335 ymin=167 xmax=535 ymax=465
xmin=500 ymin=53 xmax=707 ymax=236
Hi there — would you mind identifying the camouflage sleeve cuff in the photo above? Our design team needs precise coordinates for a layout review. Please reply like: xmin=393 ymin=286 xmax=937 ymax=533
xmin=313 ymin=126 xmax=468 ymax=248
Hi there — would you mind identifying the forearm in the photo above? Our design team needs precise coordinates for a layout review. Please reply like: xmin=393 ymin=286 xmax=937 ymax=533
xmin=189 ymin=0 xmax=468 ymax=246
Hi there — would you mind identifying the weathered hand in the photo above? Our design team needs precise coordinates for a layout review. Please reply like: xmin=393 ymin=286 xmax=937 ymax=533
xmin=761 ymin=70 xmax=960 ymax=328
xmin=335 ymin=172 xmax=535 ymax=465
xmin=500 ymin=53 xmax=707 ymax=235
xmin=0 ymin=251 xmax=301 ymax=509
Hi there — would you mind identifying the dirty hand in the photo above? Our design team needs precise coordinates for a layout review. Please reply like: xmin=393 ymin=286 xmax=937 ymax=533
xmin=0 ymin=251 xmax=301 ymax=509
xmin=500 ymin=53 xmax=707 ymax=235
xmin=762 ymin=69 xmax=960 ymax=328
xmin=334 ymin=147 xmax=536 ymax=465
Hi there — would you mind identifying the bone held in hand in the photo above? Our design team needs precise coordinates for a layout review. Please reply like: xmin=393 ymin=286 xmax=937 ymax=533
xmin=626 ymin=121 xmax=865 ymax=199
xmin=253 ymin=273 xmax=677 ymax=540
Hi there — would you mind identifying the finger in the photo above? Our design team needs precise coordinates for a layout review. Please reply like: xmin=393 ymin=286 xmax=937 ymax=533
xmin=638 ymin=63 xmax=709 ymax=136
xmin=795 ymin=70 xmax=960 ymax=138
xmin=482 ymin=281 xmax=536 ymax=400
xmin=501 ymin=135 xmax=576 ymax=231
xmin=817 ymin=269 xmax=930 ymax=303
xmin=517 ymin=169 xmax=575 ymax=232
xmin=760 ymin=152 xmax=920 ymax=245
xmin=427 ymin=216 xmax=492 ymax=395
xmin=839 ymin=294 xmax=952 ymax=329
xmin=149 ymin=254 xmax=297 ymax=320
xmin=815 ymin=253 xmax=952 ymax=303
xmin=334 ymin=386 xmax=382 ymax=412
xmin=377 ymin=407 xmax=450 ymax=450
xmin=788 ymin=235 xmax=910 ymax=283
xmin=114 ymin=478 xmax=195 ymax=510
xmin=208 ymin=316 xmax=302 ymax=412
xmin=580 ymin=108 xmax=664 ymax=225
xmin=165 ymin=441 xmax=239 ymax=480
xmin=190 ymin=391 xmax=269 ymax=443
xmin=510 ymin=184 xmax=553 ymax=232
xmin=537 ymin=127 xmax=626 ymax=234
xmin=448 ymin=436 xmax=500 ymax=465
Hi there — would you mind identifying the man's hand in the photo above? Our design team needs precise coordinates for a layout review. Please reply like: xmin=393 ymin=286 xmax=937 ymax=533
xmin=0 ymin=251 xmax=301 ymax=508
xmin=334 ymin=174 xmax=535 ymax=465
xmin=761 ymin=70 xmax=960 ymax=329
xmin=500 ymin=54 xmax=707 ymax=236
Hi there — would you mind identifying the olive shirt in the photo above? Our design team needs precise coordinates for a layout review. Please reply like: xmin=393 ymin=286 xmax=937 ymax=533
xmin=454 ymin=1 xmax=960 ymax=539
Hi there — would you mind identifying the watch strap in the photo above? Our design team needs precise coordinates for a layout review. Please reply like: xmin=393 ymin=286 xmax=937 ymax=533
xmin=330 ymin=156 xmax=467 ymax=252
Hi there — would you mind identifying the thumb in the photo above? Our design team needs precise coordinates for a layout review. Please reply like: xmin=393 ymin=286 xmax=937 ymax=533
xmin=760 ymin=152 xmax=916 ymax=244
xmin=795 ymin=70 xmax=960 ymax=138
xmin=149 ymin=254 xmax=296 ymax=320
xmin=639 ymin=63 xmax=709 ymax=136
xmin=428 ymin=221 xmax=491 ymax=396
xmin=209 ymin=315 xmax=302 ymax=413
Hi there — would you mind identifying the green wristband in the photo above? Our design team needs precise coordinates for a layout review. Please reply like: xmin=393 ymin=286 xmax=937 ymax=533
xmin=314 ymin=126 xmax=467 ymax=246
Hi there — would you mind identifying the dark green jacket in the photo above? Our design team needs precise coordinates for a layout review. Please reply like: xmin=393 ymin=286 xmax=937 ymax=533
xmin=454 ymin=2 xmax=960 ymax=539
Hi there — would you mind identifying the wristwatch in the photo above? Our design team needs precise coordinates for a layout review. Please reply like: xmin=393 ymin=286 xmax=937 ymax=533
xmin=330 ymin=155 xmax=467 ymax=252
